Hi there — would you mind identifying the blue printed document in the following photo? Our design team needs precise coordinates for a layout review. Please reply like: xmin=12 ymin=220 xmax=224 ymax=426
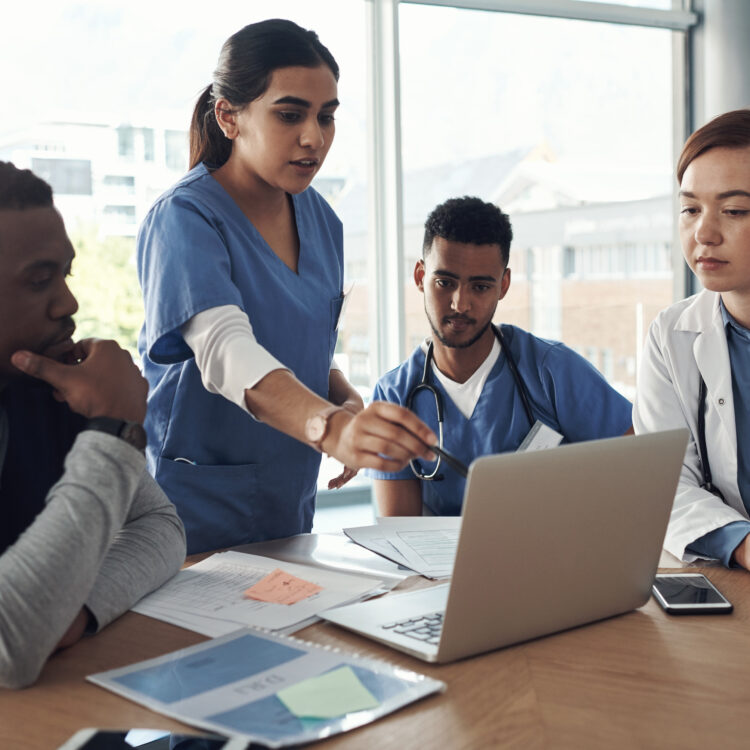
xmin=88 ymin=627 xmax=444 ymax=747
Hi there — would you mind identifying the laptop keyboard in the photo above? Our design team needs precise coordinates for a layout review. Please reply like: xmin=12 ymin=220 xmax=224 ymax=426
xmin=381 ymin=611 xmax=443 ymax=645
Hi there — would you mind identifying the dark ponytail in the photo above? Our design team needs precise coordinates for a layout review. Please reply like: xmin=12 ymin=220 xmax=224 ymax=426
xmin=189 ymin=84 xmax=232 ymax=169
xmin=188 ymin=18 xmax=339 ymax=171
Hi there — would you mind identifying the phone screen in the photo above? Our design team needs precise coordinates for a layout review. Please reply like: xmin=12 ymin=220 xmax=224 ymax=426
xmin=63 ymin=729 xmax=229 ymax=750
xmin=653 ymin=575 xmax=730 ymax=606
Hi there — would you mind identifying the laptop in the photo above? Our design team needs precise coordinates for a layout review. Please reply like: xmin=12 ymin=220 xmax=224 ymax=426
xmin=321 ymin=429 xmax=688 ymax=663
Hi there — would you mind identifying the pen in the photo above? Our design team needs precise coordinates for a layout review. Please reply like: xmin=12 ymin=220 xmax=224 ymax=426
xmin=430 ymin=444 xmax=469 ymax=478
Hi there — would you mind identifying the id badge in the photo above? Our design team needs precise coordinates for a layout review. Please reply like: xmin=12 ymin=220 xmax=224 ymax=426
xmin=517 ymin=420 xmax=563 ymax=452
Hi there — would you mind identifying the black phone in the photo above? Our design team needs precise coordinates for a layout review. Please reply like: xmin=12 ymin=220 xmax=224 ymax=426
xmin=57 ymin=728 xmax=242 ymax=750
xmin=652 ymin=573 xmax=733 ymax=614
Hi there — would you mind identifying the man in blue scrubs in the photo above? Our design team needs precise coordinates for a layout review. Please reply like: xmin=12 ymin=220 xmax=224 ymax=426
xmin=370 ymin=196 xmax=633 ymax=516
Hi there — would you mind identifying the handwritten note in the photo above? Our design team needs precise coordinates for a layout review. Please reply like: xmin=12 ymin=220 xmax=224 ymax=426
xmin=276 ymin=665 xmax=380 ymax=719
xmin=244 ymin=568 xmax=323 ymax=605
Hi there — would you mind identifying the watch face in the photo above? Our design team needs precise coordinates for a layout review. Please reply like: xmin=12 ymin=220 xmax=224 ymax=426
xmin=306 ymin=415 xmax=326 ymax=443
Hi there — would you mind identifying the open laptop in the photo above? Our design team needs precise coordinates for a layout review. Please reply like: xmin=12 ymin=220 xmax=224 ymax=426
xmin=321 ymin=429 xmax=688 ymax=663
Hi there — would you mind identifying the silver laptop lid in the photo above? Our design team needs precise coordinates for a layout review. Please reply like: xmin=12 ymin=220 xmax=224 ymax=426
xmin=437 ymin=429 xmax=688 ymax=662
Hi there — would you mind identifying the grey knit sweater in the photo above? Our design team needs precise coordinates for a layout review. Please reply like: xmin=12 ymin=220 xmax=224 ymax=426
xmin=0 ymin=410 xmax=186 ymax=688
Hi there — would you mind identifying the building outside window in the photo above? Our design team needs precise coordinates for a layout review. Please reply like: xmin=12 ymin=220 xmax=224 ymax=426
xmin=0 ymin=0 xmax=696 ymax=503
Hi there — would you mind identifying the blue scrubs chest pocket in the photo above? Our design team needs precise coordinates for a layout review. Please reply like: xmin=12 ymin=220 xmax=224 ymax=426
xmin=157 ymin=456 xmax=260 ymax=553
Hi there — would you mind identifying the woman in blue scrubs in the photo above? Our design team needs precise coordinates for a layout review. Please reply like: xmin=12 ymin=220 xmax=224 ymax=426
xmin=137 ymin=19 xmax=436 ymax=553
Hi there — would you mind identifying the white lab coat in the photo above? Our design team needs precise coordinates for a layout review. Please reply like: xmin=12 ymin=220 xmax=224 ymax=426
xmin=633 ymin=289 xmax=746 ymax=562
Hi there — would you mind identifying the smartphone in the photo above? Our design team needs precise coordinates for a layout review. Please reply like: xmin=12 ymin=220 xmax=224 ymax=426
xmin=57 ymin=728 xmax=247 ymax=750
xmin=652 ymin=573 xmax=733 ymax=614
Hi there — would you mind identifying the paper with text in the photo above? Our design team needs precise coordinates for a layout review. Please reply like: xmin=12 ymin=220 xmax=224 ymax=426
xmin=132 ymin=551 xmax=382 ymax=636
xmin=88 ymin=627 xmax=445 ymax=748
xmin=345 ymin=517 xmax=461 ymax=578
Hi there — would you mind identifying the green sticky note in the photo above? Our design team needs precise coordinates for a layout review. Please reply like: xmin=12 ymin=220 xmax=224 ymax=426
xmin=276 ymin=665 xmax=380 ymax=719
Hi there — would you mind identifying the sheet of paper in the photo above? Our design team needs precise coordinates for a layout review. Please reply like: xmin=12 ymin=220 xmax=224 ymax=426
xmin=342 ymin=526 xmax=413 ymax=569
xmin=346 ymin=518 xmax=461 ymax=579
xmin=276 ymin=665 xmax=380 ymax=719
xmin=132 ymin=551 xmax=382 ymax=636
xmin=244 ymin=568 xmax=323 ymax=605
xmin=376 ymin=516 xmax=462 ymax=529
xmin=88 ymin=627 xmax=445 ymax=748
xmin=386 ymin=529 xmax=459 ymax=579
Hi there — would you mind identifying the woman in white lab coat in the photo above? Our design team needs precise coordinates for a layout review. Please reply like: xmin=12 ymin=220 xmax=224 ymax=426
xmin=634 ymin=108 xmax=750 ymax=569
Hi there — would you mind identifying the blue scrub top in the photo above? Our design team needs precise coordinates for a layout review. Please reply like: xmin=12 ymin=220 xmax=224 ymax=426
xmin=368 ymin=325 xmax=633 ymax=515
xmin=137 ymin=164 xmax=344 ymax=553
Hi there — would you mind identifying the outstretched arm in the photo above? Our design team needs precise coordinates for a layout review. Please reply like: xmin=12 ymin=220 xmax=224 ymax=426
xmin=244 ymin=369 xmax=437 ymax=473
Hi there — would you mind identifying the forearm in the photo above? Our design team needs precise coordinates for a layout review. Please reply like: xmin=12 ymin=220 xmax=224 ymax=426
xmin=328 ymin=368 xmax=364 ymax=411
xmin=85 ymin=472 xmax=186 ymax=630
xmin=245 ymin=369 xmax=334 ymax=446
xmin=687 ymin=522 xmax=750 ymax=568
xmin=0 ymin=432 xmax=142 ymax=688
xmin=374 ymin=478 xmax=424 ymax=516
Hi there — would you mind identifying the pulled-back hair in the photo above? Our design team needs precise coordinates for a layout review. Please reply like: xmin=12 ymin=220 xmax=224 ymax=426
xmin=677 ymin=108 xmax=750 ymax=183
xmin=189 ymin=18 xmax=339 ymax=170
xmin=0 ymin=161 xmax=53 ymax=211
xmin=423 ymin=196 xmax=513 ymax=266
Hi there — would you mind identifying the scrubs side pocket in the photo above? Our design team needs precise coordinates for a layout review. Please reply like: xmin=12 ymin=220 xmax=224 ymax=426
xmin=156 ymin=457 xmax=259 ymax=555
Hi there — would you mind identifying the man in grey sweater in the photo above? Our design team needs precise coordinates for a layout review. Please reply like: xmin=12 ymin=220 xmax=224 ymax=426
xmin=0 ymin=162 xmax=186 ymax=689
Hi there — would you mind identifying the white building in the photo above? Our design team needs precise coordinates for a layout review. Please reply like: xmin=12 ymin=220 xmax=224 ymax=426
xmin=0 ymin=119 xmax=189 ymax=237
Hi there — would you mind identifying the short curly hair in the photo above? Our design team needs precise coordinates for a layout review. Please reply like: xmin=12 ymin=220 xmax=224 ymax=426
xmin=0 ymin=161 xmax=53 ymax=211
xmin=422 ymin=196 xmax=513 ymax=266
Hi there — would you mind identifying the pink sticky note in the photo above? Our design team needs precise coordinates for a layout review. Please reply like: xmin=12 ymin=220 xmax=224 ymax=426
xmin=243 ymin=568 xmax=323 ymax=605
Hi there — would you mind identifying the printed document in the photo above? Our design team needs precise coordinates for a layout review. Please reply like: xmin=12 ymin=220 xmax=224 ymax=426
xmin=89 ymin=627 xmax=444 ymax=748
xmin=345 ymin=517 xmax=461 ymax=578
xmin=132 ymin=551 xmax=383 ymax=636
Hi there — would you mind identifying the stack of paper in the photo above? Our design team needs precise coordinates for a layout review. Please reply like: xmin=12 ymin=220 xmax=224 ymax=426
xmin=344 ymin=517 xmax=461 ymax=579
xmin=132 ymin=551 xmax=384 ymax=636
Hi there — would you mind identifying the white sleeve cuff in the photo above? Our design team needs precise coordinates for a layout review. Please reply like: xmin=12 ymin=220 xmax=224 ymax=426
xmin=181 ymin=305 xmax=289 ymax=417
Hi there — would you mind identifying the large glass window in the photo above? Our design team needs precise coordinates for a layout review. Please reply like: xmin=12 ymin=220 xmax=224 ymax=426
xmin=1 ymin=0 xmax=691 ymax=503
xmin=399 ymin=5 xmax=676 ymax=399
xmin=0 ymin=0 xmax=368 ymax=493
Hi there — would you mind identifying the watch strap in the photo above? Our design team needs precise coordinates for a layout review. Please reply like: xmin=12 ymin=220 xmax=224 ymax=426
xmin=85 ymin=417 xmax=147 ymax=454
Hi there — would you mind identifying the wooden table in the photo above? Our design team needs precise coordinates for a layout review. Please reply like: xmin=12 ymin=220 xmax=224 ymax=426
xmin=2 ymin=555 xmax=750 ymax=750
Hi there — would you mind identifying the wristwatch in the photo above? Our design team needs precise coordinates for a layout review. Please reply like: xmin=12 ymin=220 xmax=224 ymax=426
xmin=304 ymin=405 xmax=343 ymax=453
xmin=85 ymin=417 xmax=147 ymax=454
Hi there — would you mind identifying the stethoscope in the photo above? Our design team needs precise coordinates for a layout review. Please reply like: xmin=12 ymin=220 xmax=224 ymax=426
xmin=406 ymin=324 xmax=536 ymax=481
xmin=698 ymin=376 xmax=725 ymax=500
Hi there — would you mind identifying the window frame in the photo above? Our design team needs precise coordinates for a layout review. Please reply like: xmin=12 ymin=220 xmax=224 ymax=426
xmin=318 ymin=0 xmax=697 ymax=507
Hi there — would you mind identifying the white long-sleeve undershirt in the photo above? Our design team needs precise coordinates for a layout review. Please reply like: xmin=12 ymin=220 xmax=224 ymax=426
xmin=182 ymin=305 xmax=340 ymax=417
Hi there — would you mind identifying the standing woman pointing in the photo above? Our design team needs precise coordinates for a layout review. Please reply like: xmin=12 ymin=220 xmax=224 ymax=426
xmin=137 ymin=19 xmax=436 ymax=554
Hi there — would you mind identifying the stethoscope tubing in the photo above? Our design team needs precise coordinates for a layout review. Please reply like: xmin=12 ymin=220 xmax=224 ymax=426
xmin=698 ymin=376 xmax=724 ymax=500
xmin=406 ymin=324 xmax=535 ymax=480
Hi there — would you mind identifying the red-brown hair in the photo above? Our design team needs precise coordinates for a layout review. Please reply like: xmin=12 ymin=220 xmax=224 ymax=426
xmin=677 ymin=108 xmax=750 ymax=183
